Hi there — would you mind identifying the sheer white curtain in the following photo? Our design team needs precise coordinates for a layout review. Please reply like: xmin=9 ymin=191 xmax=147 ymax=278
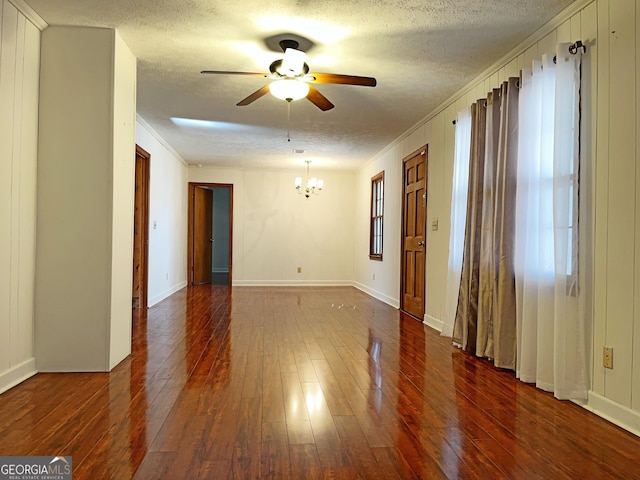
xmin=442 ymin=107 xmax=472 ymax=338
xmin=514 ymin=43 xmax=587 ymax=399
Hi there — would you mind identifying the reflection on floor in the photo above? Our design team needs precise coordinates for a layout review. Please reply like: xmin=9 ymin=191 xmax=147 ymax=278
xmin=0 ymin=285 xmax=639 ymax=479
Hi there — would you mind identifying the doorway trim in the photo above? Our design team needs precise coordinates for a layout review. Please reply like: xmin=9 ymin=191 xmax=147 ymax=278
xmin=399 ymin=145 xmax=428 ymax=321
xmin=132 ymin=145 xmax=150 ymax=310
xmin=187 ymin=182 xmax=234 ymax=286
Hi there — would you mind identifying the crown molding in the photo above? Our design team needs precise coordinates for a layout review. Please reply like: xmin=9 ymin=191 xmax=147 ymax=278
xmin=8 ymin=0 xmax=48 ymax=30
xmin=136 ymin=114 xmax=189 ymax=166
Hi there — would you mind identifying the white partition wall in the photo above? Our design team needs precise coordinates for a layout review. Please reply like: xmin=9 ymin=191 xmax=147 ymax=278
xmin=35 ymin=26 xmax=136 ymax=371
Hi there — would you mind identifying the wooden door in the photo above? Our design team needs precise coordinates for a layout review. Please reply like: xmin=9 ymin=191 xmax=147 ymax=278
xmin=132 ymin=145 xmax=150 ymax=309
xmin=401 ymin=147 xmax=427 ymax=320
xmin=193 ymin=186 xmax=213 ymax=284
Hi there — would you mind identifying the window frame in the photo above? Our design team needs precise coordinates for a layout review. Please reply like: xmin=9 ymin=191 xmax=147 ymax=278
xmin=369 ymin=171 xmax=384 ymax=261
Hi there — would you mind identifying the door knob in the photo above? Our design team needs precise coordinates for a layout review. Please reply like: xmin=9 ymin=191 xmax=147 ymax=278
xmin=418 ymin=241 xmax=425 ymax=247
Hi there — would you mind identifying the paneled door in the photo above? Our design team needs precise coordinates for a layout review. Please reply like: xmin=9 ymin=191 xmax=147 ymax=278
xmin=401 ymin=147 xmax=427 ymax=320
xmin=193 ymin=186 xmax=213 ymax=284
xmin=132 ymin=145 xmax=150 ymax=309
xmin=188 ymin=182 xmax=234 ymax=287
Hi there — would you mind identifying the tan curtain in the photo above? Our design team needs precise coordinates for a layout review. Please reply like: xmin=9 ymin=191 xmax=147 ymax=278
xmin=452 ymin=100 xmax=486 ymax=351
xmin=491 ymin=77 xmax=519 ymax=369
xmin=453 ymin=77 xmax=519 ymax=370
xmin=476 ymin=88 xmax=501 ymax=359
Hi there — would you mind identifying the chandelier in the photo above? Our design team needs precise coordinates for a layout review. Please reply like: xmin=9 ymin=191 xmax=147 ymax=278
xmin=295 ymin=160 xmax=323 ymax=198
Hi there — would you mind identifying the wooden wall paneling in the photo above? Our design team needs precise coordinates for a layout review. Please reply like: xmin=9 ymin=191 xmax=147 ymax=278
xmin=592 ymin=0 xmax=611 ymax=397
xmin=537 ymin=29 xmax=558 ymax=56
xmin=425 ymin=113 xmax=444 ymax=322
xmin=504 ymin=57 xmax=519 ymax=79
xmin=0 ymin=1 xmax=38 ymax=388
xmin=477 ymin=75 xmax=486 ymax=93
xmin=557 ymin=18 xmax=572 ymax=43
xmin=579 ymin=0 xmax=598 ymax=394
xmin=9 ymin=11 xmax=25 ymax=366
xmin=17 ymin=19 xmax=39 ymax=362
xmin=441 ymin=103 xmax=457 ymax=240
xmin=571 ymin=7 xmax=582 ymax=39
xmin=464 ymin=88 xmax=475 ymax=109
xmin=0 ymin=0 xmax=18 ymax=372
xmin=473 ymin=81 xmax=483 ymax=101
xmin=634 ymin=0 xmax=640 ymax=412
xmin=516 ymin=52 xmax=526 ymax=72
xmin=522 ymin=44 xmax=539 ymax=72
xmin=605 ymin=0 xmax=636 ymax=407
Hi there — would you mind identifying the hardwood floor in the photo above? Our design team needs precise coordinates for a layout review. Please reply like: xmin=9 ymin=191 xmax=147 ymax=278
xmin=1 ymin=285 xmax=639 ymax=479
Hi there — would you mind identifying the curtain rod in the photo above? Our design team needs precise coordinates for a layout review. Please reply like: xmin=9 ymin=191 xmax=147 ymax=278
xmin=554 ymin=40 xmax=586 ymax=64
xmin=453 ymin=40 xmax=586 ymax=124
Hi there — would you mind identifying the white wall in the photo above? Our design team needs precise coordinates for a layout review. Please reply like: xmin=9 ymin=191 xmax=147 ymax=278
xmin=35 ymin=26 xmax=136 ymax=371
xmin=189 ymin=166 xmax=355 ymax=284
xmin=0 ymin=0 xmax=40 ymax=393
xmin=135 ymin=118 xmax=188 ymax=306
xmin=109 ymin=32 xmax=137 ymax=369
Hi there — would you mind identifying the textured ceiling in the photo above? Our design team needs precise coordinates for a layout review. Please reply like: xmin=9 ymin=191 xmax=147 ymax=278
xmin=25 ymin=0 xmax=575 ymax=171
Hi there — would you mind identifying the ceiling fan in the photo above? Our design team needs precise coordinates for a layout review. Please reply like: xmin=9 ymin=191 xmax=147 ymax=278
xmin=201 ymin=40 xmax=377 ymax=111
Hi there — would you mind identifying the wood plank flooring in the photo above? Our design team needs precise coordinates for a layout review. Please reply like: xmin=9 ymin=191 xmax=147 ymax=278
xmin=1 ymin=285 xmax=639 ymax=479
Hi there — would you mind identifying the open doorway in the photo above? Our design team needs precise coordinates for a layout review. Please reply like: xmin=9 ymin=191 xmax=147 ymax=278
xmin=188 ymin=183 xmax=233 ymax=286
xmin=132 ymin=145 xmax=150 ymax=309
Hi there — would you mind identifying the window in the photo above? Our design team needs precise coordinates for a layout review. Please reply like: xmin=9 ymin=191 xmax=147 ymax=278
xmin=369 ymin=171 xmax=384 ymax=260
xmin=516 ymin=51 xmax=581 ymax=296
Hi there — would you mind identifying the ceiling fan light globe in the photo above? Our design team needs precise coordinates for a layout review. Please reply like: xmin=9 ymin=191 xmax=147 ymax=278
xmin=269 ymin=79 xmax=309 ymax=101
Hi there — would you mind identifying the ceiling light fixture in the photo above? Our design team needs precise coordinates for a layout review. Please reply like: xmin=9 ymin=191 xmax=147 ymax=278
xmin=295 ymin=160 xmax=323 ymax=198
xmin=270 ymin=79 xmax=310 ymax=102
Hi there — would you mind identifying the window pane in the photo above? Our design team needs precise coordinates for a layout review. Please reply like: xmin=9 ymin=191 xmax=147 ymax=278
xmin=370 ymin=172 xmax=384 ymax=258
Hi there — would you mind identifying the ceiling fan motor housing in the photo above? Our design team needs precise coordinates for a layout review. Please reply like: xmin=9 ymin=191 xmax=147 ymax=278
xmin=270 ymin=59 xmax=310 ymax=77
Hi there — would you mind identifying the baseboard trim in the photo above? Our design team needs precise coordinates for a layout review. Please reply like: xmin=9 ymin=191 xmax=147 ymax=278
xmin=351 ymin=282 xmax=400 ymax=309
xmin=148 ymin=280 xmax=187 ymax=307
xmin=232 ymin=280 xmax=353 ymax=287
xmin=0 ymin=358 xmax=37 ymax=394
xmin=423 ymin=314 xmax=443 ymax=332
xmin=582 ymin=391 xmax=640 ymax=438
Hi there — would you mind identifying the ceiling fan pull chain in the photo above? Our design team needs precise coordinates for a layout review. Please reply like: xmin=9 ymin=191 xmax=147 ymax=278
xmin=287 ymin=100 xmax=291 ymax=142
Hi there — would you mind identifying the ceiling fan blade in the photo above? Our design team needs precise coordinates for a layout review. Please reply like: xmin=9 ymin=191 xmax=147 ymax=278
xmin=308 ymin=73 xmax=377 ymax=87
xmin=306 ymin=85 xmax=334 ymax=111
xmin=201 ymin=70 xmax=267 ymax=77
xmin=237 ymin=85 xmax=271 ymax=106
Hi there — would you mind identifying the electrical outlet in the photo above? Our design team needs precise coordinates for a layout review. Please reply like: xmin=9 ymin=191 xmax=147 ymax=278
xmin=603 ymin=346 xmax=613 ymax=369
xmin=373 ymin=273 xmax=376 ymax=280
xmin=297 ymin=267 xmax=302 ymax=273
